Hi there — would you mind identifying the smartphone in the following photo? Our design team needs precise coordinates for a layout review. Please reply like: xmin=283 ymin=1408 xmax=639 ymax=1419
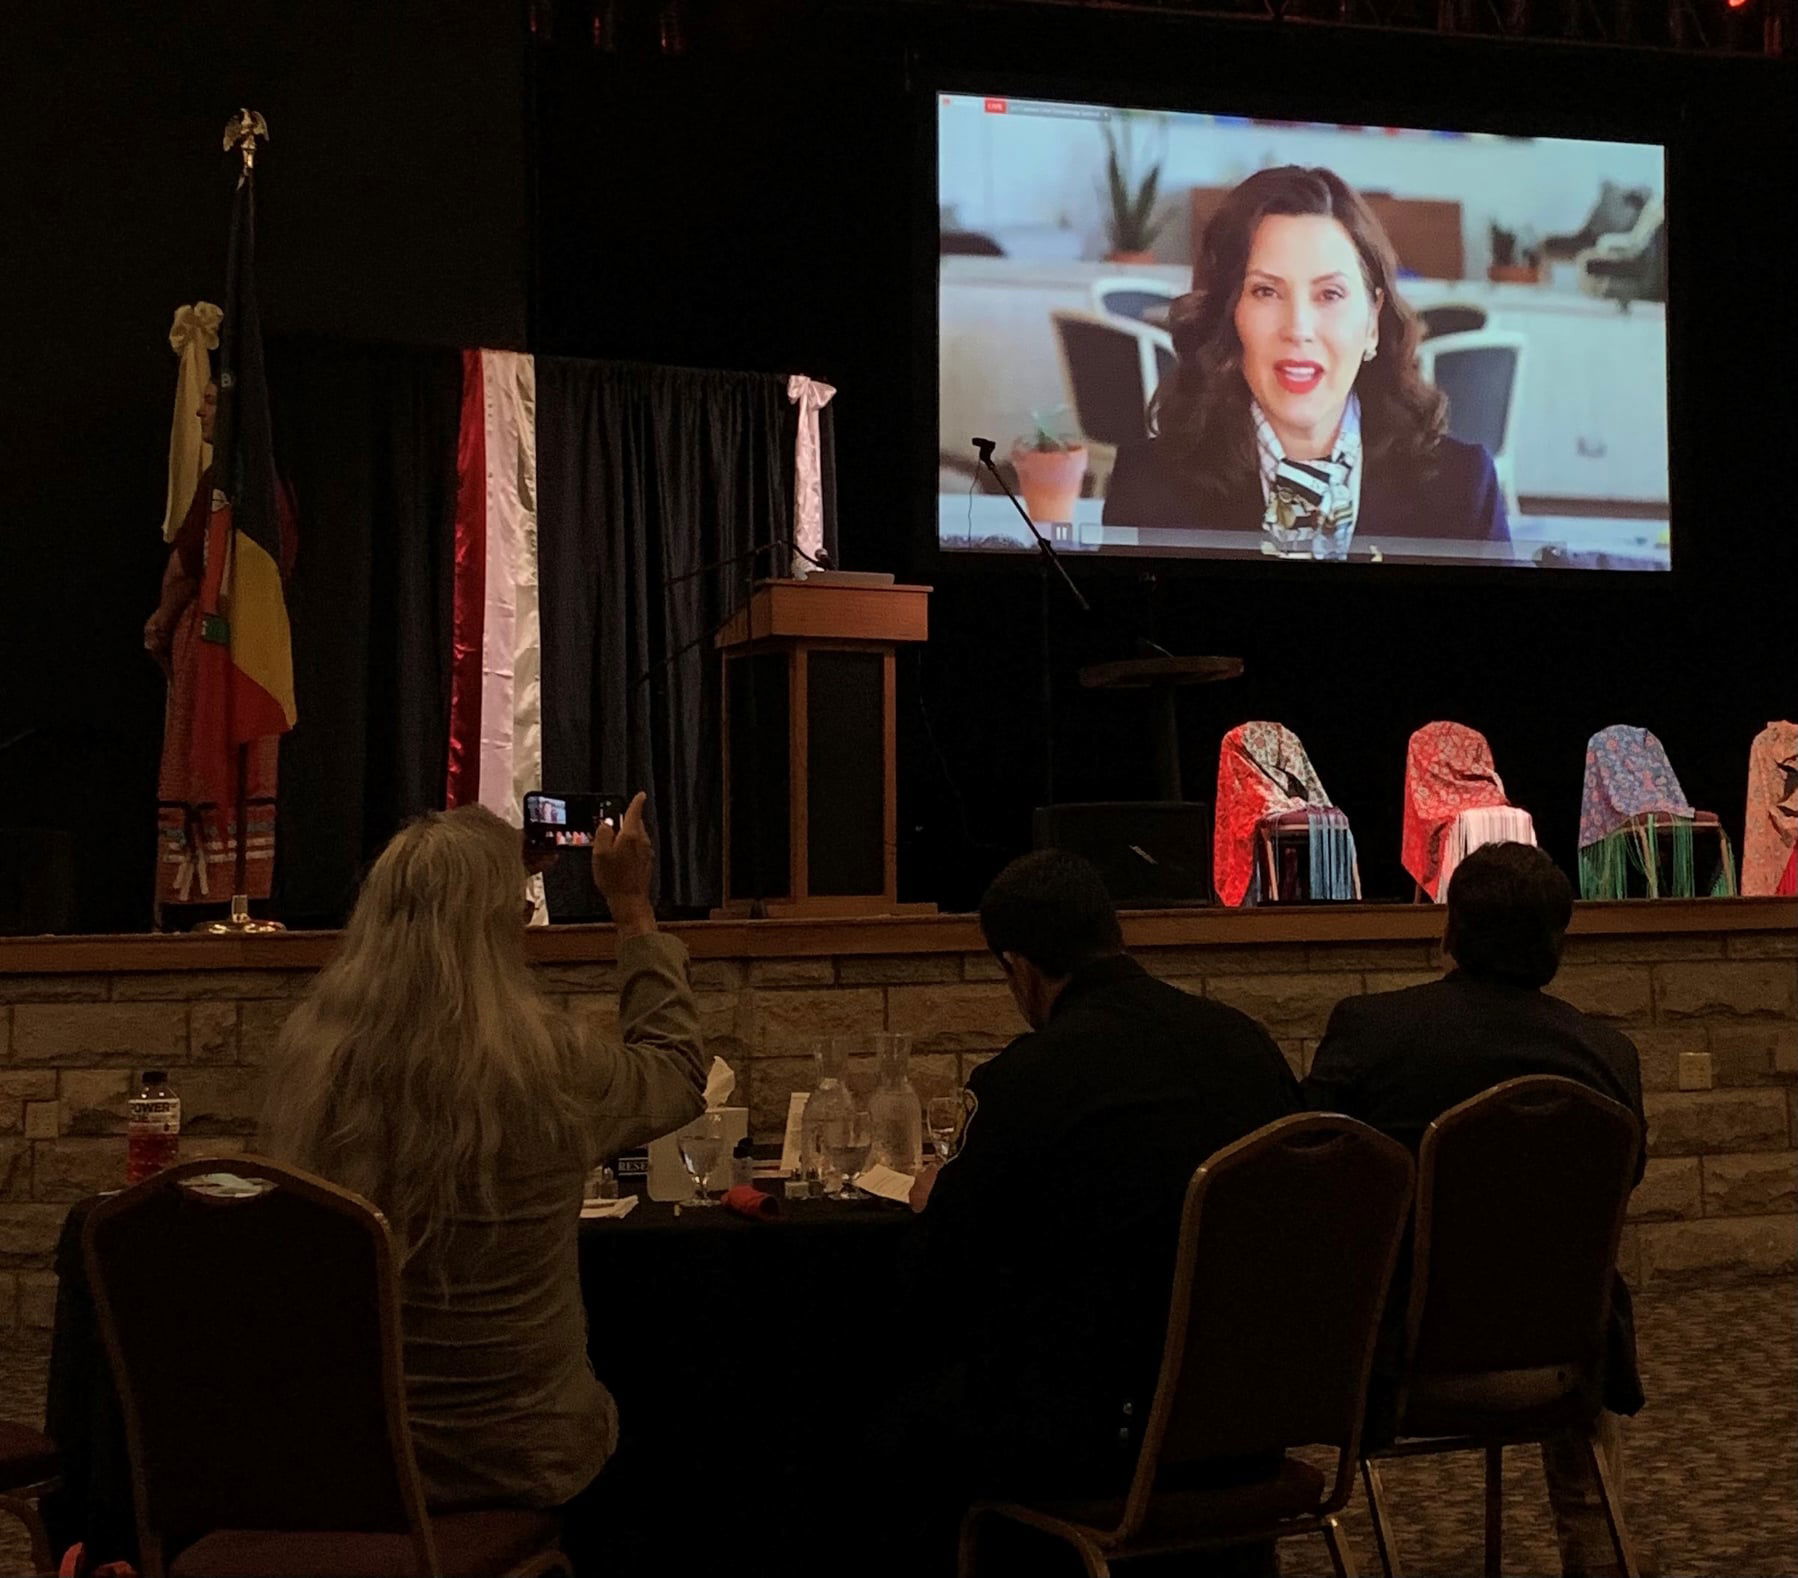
xmin=523 ymin=792 xmax=627 ymax=851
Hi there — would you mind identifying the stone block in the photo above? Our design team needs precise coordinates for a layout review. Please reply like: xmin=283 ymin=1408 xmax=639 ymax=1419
xmin=0 ymin=1138 xmax=28 ymax=1199
xmin=1307 ymin=943 xmax=1436 ymax=971
xmin=1362 ymin=971 xmax=1445 ymax=996
xmin=1615 ymin=1224 xmax=1640 ymax=1287
xmin=0 ymin=1271 xmax=14 ymax=1330
xmin=1709 ymin=1026 xmax=1796 ymax=1087
xmin=750 ymin=987 xmax=886 ymax=1055
xmin=1204 ymin=974 xmax=1361 ymax=1039
xmin=190 ymin=1001 xmax=240 ymax=1064
xmin=112 ymin=970 xmax=300 ymax=1000
xmin=1547 ymin=966 xmax=1652 ymax=1025
xmin=1701 ymin=1152 xmax=1797 ymax=1217
xmin=1655 ymin=961 xmax=1797 ymax=1023
xmin=238 ymin=998 xmax=300 ymax=1066
xmin=1626 ymin=1157 xmax=1701 ymax=1222
xmin=1150 ymin=946 xmax=1309 ymax=978
xmin=1725 ymin=932 xmax=1798 ymax=960
xmin=746 ymin=959 xmax=835 ymax=988
xmin=60 ymin=1070 xmax=132 ymax=1135
xmin=1636 ymin=1216 xmax=1797 ymax=1288
xmin=745 ymin=1056 xmax=813 ymax=1146
xmin=0 ymin=975 xmax=108 ymax=1002
xmin=1644 ymin=1090 xmax=1790 ymax=1157
xmin=179 ymin=1066 xmax=267 ymax=1136
xmin=959 ymin=1051 xmax=999 ymax=1083
xmin=33 ymin=1139 xmax=127 ymax=1201
xmin=0 ymin=1203 xmax=68 ymax=1265
xmin=0 ymin=1073 xmax=58 ymax=1104
xmin=962 ymin=953 xmax=1006 ymax=982
xmin=12 ymin=1002 xmax=187 ymax=1067
xmin=1632 ymin=1027 xmax=1708 ymax=1093
xmin=24 ymin=1103 xmax=59 ymax=1140
xmin=1277 ymin=1041 xmax=1307 ymax=1080
xmin=886 ymin=984 xmax=1021 ymax=1055
xmin=536 ymin=963 xmax=613 ymax=993
xmin=837 ymin=955 xmax=962 ymax=986
xmin=18 ymin=1271 xmax=57 ymax=1330
xmin=688 ymin=960 xmax=747 ymax=992
xmin=1563 ymin=935 xmax=1725 ymax=965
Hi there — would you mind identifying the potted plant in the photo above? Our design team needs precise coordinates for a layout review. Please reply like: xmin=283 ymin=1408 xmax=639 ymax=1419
xmin=1102 ymin=114 xmax=1166 ymax=265
xmin=1487 ymin=222 xmax=1542 ymax=284
xmin=1011 ymin=410 xmax=1088 ymax=524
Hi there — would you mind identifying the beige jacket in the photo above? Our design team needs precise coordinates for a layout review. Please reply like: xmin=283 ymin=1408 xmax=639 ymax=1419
xmin=401 ymin=930 xmax=705 ymax=1508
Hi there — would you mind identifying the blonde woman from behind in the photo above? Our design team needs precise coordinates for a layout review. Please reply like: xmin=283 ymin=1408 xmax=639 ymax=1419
xmin=260 ymin=793 xmax=704 ymax=1528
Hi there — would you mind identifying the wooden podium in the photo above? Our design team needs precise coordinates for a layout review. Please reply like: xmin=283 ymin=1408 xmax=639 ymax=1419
xmin=715 ymin=578 xmax=934 ymax=918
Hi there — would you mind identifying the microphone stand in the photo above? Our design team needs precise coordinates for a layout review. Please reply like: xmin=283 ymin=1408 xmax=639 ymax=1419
xmin=973 ymin=438 xmax=1090 ymax=808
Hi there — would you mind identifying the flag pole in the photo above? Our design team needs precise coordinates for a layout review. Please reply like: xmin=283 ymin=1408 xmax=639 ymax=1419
xmin=196 ymin=110 xmax=283 ymax=937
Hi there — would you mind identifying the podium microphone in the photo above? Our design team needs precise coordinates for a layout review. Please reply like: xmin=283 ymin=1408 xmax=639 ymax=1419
xmin=969 ymin=436 xmax=1088 ymax=614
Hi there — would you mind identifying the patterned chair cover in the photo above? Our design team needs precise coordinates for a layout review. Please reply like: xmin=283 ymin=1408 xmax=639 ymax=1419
xmin=1214 ymin=722 xmax=1359 ymax=907
xmin=1741 ymin=721 xmax=1798 ymax=897
xmin=1402 ymin=722 xmax=1536 ymax=901
xmin=1578 ymin=725 xmax=1734 ymax=898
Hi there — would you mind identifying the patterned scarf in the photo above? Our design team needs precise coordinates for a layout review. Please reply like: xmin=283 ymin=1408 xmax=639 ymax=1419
xmin=1253 ymin=393 xmax=1363 ymax=560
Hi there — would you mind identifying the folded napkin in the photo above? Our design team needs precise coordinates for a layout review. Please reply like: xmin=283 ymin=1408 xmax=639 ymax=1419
xmin=721 ymin=1184 xmax=782 ymax=1221
xmin=580 ymin=1195 xmax=639 ymax=1220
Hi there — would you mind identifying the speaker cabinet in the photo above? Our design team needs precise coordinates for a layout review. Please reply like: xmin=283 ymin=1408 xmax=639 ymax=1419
xmin=1032 ymin=801 xmax=1214 ymax=907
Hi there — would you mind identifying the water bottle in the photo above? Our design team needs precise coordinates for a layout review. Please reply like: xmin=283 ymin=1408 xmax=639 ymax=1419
xmin=126 ymin=1070 xmax=181 ymax=1185
xmin=866 ymin=1033 xmax=923 ymax=1172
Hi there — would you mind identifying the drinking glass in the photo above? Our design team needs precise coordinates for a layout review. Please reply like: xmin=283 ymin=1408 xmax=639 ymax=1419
xmin=925 ymin=1095 xmax=966 ymax=1163
xmin=678 ymin=1112 xmax=725 ymax=1206
xmin=820 ymin=1110 xmax=872 ymax=1199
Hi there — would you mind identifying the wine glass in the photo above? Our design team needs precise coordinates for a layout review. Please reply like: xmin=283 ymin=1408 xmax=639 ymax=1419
xmin=677 ymin=1112 xmax=726 ymax=1207
xmin=926 ymin=1095 xmax=966 ymax=1164
xmin=820 ymin=1110 xmax=872 ymax=1199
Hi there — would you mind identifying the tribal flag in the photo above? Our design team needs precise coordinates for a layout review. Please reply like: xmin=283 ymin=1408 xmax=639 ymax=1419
xmin=198 ymin=167 xmax=296 ymax=743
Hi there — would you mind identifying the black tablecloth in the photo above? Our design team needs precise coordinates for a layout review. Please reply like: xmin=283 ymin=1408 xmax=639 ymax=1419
xmin=42 ymin=1193 xmax=915 ymax=1573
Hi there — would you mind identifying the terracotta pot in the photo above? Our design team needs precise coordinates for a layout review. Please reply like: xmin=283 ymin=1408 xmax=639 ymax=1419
xmin=1011 ymin=443 xmax=1089 ymax=524
xmin=1104 ymin=249 xmax=1156 ymax=265
xmin=1487 ymin=263 xmax=1541 ymax=284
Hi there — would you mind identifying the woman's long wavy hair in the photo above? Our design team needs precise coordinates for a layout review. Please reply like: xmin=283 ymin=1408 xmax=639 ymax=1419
xmin=260 ymin=805 xmax=592 ymax=1269
xmin=1153 ymin=165 xmax=1447 ymax=506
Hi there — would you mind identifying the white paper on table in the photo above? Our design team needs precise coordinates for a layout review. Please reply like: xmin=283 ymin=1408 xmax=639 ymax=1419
xmin=779 ymin=1091 xmax=810 ymax=1176
xmin=853 ymin=1164 xmax=915 ymax=1205
xmin=579 ymin=1195 xmax=639 ymax=1220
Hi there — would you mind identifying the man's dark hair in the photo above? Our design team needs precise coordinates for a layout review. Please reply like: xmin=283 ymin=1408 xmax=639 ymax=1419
xmin=1443 ymin=842 xmax=1574 ymax=988
xmin=979 ymin=850 xmax=1125 ymax=979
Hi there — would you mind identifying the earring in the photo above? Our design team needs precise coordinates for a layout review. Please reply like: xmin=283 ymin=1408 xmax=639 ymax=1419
xmin=1363 ymin=345 xmax=1377 ymax=363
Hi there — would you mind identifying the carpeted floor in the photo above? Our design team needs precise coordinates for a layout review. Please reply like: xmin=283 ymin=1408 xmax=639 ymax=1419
xmin=1 ymin=1278 xmax=1791 ymax=1577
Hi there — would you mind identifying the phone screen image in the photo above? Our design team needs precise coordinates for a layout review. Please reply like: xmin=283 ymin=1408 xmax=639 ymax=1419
xmin=523 ymin=793 xmax=624 ymax=849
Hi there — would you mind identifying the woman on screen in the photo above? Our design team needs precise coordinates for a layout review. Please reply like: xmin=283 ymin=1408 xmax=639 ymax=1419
xmin=1105 ymin=165 xmax=1508 ymax=552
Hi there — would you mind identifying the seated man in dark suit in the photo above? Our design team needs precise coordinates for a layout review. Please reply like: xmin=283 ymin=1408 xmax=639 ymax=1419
xmin=897 ymin=850 xmax=1302 ymax=1574
xmin=1302 ymin=841 xmax=1645 ymax=1578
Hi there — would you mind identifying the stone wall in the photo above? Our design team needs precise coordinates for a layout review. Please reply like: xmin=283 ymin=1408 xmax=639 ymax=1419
xmin=3 ymin=919 xmax=1793 ymax=1339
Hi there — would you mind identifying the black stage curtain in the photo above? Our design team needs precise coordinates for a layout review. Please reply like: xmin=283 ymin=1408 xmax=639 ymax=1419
xmin=268 ymin=341 xmax=461 ymax=928
xmin=536 ymin=358 xmax=836 ymax=916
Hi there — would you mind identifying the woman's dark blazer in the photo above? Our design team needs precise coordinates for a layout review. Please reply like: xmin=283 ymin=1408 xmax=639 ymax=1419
xmin=1104 ymin=432 xmax=1511 ymax=543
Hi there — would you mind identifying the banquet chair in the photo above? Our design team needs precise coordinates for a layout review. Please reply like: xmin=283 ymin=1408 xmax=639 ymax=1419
xmin=1415 ymin=330 xmax=1525 ymax=518
xmin=84 ymin=1158 xmax=571 ymax=1578
xmin=1361 ymin=1078 xmax=1642 ymax=1578
xmin=1740 ymin=720 xmax=1798 ymax=896
xmin=1050 ymin=309 xmax=1177 ymax=494
xmin=0 ymin=1421 xmax=59 ymax=1576
xmin=1402 ymin=722 xmax=1536 ymax=903
xmin=1089 ymin=275 xmax=1180 ymax=324
xmin=1577 ymin=725 xmax=1736 ymax=899
xmin=961 ymin=1114 xmax=1413 ymax=1578
xmin=1216 ymin=723 xmax=1362 ymax=907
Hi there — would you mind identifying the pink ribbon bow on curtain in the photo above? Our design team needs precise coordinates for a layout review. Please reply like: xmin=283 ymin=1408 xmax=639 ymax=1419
xmin=787 ymin=374 xmax=835 ymax=577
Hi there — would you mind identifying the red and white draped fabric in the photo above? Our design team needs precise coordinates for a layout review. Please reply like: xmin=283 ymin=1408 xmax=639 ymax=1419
xmin=787 ymin=375 xmax=834 ymax=576
xmin=447 ymin=348 xmax=546 ymax=921
xmin=1742 ymin=721 xmax=1798 ymax=896
xmin=1402 ymin=722 xmax=1535 ymax=901
xmin=1214 ymin=722 xmax=1333 ymax=908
